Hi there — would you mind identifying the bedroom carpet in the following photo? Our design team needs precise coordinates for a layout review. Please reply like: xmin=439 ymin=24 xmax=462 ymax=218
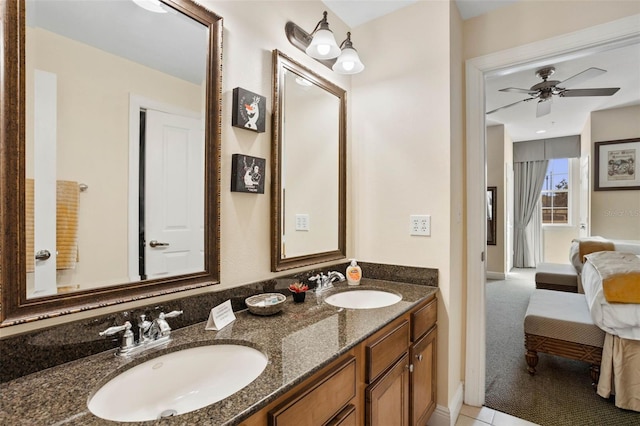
xmin=484 ymin=269 xmax=639 ymax=425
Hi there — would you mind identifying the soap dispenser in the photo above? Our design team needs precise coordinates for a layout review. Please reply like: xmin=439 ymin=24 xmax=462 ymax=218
xmin=346 ymin=259 xmax=362 ymax=285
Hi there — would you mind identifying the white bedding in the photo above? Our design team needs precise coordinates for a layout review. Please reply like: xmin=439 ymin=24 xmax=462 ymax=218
xmin=581 ymin=255 xmax=640 ymax=341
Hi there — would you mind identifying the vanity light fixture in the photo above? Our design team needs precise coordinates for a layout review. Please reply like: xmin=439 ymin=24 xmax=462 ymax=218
xmin=132 ymin=0 xmax=167 ymax=14
xmin=285 ymin=12 xmax=365 ymax=75
xmin=332 ymin=32 xmax=364 ymax=75
xmin=305 ymin=11 xmax=341 ymax=60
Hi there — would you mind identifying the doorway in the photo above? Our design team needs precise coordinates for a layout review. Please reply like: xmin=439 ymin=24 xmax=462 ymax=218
xmin=464 ymin=16 xmax=640 ymax=406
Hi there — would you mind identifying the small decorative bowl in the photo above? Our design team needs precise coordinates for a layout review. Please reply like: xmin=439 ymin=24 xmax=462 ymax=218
xmin=245 ymin=293 xmax=286 ymax=316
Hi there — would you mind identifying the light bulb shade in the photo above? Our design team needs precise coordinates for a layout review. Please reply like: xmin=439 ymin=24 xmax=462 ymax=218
xmin=132 ymin=0 xmax=167 ymax=13
xmin=332 ymin=47 xmax=364 ymax=74
xmin=305 ymin=28 xmax=341 ymax=60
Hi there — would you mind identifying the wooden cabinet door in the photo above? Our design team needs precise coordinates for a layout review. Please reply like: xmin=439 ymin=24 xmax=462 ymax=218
xmin=366 ymin=353 xmax=410 ymax=426
xmin=410 ymin=327 xmax=437 ymax=426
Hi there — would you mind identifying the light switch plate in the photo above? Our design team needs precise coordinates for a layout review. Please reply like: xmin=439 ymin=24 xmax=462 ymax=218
xmin=295 ymin=214 xmax=310 ymax=231
xmin=410 ymin=215 xmax=431 ymax=236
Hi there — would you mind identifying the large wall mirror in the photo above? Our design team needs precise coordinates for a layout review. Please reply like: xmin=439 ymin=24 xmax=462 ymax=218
xmin=0 ymin=0 xmax=222 ymax=326
xmin=271 ymin=50 xmax=346 ymax=271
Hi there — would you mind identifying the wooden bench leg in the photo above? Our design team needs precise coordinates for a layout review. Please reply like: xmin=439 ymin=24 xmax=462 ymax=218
xmin=526 ymin=349 xmax=538 ymax=375
xmin=590 ymin=364 xmax=600 ymax=390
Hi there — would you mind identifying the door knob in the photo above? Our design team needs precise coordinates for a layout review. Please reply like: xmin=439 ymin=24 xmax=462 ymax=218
xmin=415 ymin=354 xmax=423 ymax=362
xmin=35 ymin=250 xmax=51 ymax=260
xmin=149 ymin=240 xmax=170 ymax=248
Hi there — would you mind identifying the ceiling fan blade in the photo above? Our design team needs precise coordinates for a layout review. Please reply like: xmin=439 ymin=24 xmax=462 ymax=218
xmin=486 ymin=98 xmax=534 ymax=115
xmin=559 ymin=67 xmax=606 ymax=88
xmin=560 ymin=87 xmax=620 ymax=97
xmin=499 ymin=87 xmax=536 ymax=95
xmin=536 ymin=99 xmax=552 ymax=117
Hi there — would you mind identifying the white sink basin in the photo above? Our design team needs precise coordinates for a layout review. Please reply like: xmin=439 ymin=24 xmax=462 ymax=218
xmin=324 ymin=289 xmax=402 ymax=309
xmin=88 ymin=344 xmax=267 ymax=422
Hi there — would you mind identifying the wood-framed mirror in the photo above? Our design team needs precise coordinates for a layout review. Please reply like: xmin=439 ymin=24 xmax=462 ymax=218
xmin=271 ymin=50 xmax=346 ymax=271
xmin=0 ymin=0 xmax=222 ymax=327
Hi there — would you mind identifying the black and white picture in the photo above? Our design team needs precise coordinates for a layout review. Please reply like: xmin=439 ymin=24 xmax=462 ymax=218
xmin=231 ymin=154 xmax=265 ymax=194
xmin=232 ymin=87 xmax=266 ymax=133
xmin=594 ymin=138 xmax=640 ymax=191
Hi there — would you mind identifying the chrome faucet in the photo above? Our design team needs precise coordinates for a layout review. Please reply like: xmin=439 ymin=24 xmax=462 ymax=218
xmin=310 ymin=271 xmax=346 ymax=293
xmin=99 ymin=310 xmax=183 ymax=357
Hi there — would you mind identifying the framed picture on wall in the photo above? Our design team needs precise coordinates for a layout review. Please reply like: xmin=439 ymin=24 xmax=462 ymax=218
xmin=231 ymin=154 xmax=266 ymax=194
xmin=487 ymin=186 xmax=497 ymax=245
xmin=594 ymin=138 xmax=640 ymax=191
xmin=232 ymin=87 xmax=266 ymax=133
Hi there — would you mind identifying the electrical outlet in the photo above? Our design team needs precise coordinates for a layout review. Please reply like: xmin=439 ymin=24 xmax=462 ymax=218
xmin=410 ymin=215 xmax=431 ymax=236
xmin=295 ymin=214 xmax=310 ymax=231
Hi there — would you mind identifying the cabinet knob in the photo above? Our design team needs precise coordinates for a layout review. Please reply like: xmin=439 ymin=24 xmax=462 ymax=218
xmin=415 ymin=354 xmax=423 ymax=362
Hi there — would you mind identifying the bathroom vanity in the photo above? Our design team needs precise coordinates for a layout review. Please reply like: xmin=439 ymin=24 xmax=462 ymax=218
xmin=0 ymin=279 xmax=437 ymax=425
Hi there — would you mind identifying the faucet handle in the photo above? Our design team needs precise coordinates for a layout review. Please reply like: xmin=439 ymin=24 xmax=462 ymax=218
xmin=309 ymin=274 xmax=322 ymax=283
xmin=99 ymin=321 xmax=135 ymax=352
xmin=99 ymin=321 xmax=132 ymax=336
xmin=161 ymin=310 xmax=183 ymax=319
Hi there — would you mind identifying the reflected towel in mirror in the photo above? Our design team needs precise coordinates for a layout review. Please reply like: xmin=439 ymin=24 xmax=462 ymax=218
xmin=56 ymin=180 xmax=79 ymax=270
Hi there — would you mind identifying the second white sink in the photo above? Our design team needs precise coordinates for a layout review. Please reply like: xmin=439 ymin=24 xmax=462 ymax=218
xmin=88 ymin=344 xmax=267 ymax=422
xmin=324 ymin=289 xmax=402 ymax=309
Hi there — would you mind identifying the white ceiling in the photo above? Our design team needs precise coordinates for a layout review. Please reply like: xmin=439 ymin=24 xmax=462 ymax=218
xmin=323 ymin=0 xmax=640 ymax=142
xmin=322 ymin=0 xmax=522 ymax=27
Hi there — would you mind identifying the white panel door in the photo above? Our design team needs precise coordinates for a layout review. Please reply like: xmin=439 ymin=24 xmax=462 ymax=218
xmin=144 ymin=110 xmax=204 ymax=279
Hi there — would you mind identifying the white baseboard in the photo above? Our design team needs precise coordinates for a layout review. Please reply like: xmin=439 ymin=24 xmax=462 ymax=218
xmin=428 ymin=382 xmax=464 ymax=426
xmin=486 ymin=271 xmax=506 ymax=280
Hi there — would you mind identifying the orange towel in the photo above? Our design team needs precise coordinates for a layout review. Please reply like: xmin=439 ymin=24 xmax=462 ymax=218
xmin=26 ymin=178 xmax=35 ymax=273
xmin=578 ymin=238 xmax=615 ymax=263
xmin=585 ymin=251 xmax=640 ymax=304
xmin=56 ymin=180 xmax=79 ymax=270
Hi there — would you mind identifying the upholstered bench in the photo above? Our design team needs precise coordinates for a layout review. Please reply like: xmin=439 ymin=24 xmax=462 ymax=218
xmin=524 ymin=289 xmax=605 ymax=387
xmin=535 ymin=262 xmax=578 ymax=293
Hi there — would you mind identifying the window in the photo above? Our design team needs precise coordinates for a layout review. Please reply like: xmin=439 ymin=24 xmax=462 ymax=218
xmin=541 ymin=158 xmax=569 ymax=224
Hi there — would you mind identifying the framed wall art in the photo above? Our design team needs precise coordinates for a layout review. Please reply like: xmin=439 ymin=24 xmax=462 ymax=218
xmin=594 ymin=138 xmax=640 ymax=191
xmin=487 ymin=186 xmax=497 ymax=245
xmin=232 ymin=87 xmax=266 ymax=133
xmin=231 ymin=154 xmax=265 ymax=194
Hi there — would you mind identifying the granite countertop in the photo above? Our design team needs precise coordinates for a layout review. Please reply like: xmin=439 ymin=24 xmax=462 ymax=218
xmin=0 ymin=279 xmax=437 ymax=425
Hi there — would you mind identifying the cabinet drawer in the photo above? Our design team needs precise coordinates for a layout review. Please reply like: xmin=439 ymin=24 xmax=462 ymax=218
xmin=325 ymin=404 xmax=356 ymax=426
xmin=269 ymin=356 xmax=356 ymax=426
xmin=367 ymin=320 xmax=410 ymax=383
xmin=411 ymin=297 xmax=437 ymax=341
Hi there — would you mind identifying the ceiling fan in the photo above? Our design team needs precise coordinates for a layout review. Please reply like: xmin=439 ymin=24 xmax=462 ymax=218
xmin=486 ymin=66 xmax=620 ymax=118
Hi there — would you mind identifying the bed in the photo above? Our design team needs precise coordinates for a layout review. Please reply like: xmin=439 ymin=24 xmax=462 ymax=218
xmin=581 ymin=253 xmax=640 ymax=340
xmin=581 ymin=250 xmax=640 ymax=412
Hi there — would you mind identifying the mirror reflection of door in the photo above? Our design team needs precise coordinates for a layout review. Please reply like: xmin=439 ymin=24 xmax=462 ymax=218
xmin=141 ymin=109 xmax=204 ymax=280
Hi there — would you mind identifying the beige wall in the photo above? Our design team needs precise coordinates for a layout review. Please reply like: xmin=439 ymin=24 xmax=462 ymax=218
xmin=463 ymin=0 xmax=640 ymax=59
xmin=591 ymin=105 xmax=640 ymax=239
xmin=487 ymin=125 xmax=506 ymax=275
xmin=352 ymin=0 xmax=463 ymax=410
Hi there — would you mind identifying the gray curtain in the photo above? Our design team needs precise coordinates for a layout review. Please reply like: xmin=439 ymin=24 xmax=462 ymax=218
xmin=513 ymin=160 xmax=548 ymax=267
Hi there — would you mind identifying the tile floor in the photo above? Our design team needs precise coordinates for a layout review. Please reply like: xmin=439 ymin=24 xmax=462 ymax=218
xmin=456 ymin=404 xmax=539 ymax=426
